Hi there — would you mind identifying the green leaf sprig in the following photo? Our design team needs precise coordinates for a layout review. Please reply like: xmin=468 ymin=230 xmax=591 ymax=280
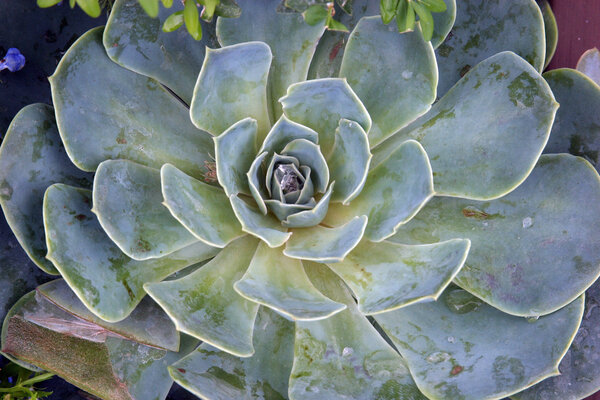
xmin=381 ymin=0 xmax=447 ymax=41
xmin=0 ymin=361 xmax=54 ymax=400
xmin=302 ymin=2 xmax=349 ymax=32
xmin=36 ymin=0 xmax=242 ymax=41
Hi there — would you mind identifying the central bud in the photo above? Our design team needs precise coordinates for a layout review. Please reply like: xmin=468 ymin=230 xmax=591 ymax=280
xmin=275 ymin=164 xmax=304 ymax=195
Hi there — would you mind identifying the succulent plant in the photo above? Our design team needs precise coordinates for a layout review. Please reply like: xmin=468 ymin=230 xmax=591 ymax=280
xmin=2 ymin=0 xmax=600 ymax=399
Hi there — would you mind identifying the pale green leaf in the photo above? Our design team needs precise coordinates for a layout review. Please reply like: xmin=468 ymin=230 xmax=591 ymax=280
xmin=0 ymin=104 xmax=92 ymax=274
xmin=145 ymin=236 xmax=260 ymax=357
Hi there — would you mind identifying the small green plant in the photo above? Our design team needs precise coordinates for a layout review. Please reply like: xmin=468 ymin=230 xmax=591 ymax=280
xmin=0 ymin=360 xmax=53 ymax=400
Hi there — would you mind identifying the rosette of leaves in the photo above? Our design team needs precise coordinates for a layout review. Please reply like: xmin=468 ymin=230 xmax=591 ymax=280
xmin=2 ymin=0 xmax=600 ymax=399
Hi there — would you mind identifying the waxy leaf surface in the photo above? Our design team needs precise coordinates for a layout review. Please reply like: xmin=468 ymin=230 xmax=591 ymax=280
xmin=170 ymin=307 xmax=294 ymax=400
xmin=374 ymin=51 xmax=557 ymax=200
xmin=340 ymin=16 xmax=437 ymax=146
xmin=50 ymin=27 xmax=214 ymax=178
xmin=375 ymin=287 xmax=584 ymax=400
xmin=93 ymin=160 xmax=198 ymax=260
xmin=43 ymin=184 xmax=218 ymax=322
xmin=145 ymin=236 xmax=260 ymax=357
xmin=234 ymin=242 xmax=345 ymax=321
xmin=392 ymin=155 xmax=600 ymax=317
xmin=0 ymin=104 xmax=92 ymax=274
xmin=217 ymin=0 xmax=325 ymax=119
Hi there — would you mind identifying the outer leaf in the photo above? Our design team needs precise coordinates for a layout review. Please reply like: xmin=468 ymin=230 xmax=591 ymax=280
xmin=161 ymin=164 xmax=244 ymax=248
xmin=373 ymin=51 xmax=557 ymax=200
xmin=229 ymin=195 xmax=292 ymax=248
xmin=539 ymin=0 xmax=558 ymax=70
xmin=303 ymin=5 xmax=328 ymax=25
xmin=214 ymin=118 xmax=258 ymax=197
xmin=280 ymin=78 xmax=372 ymax=157
xmin=170 ymin=307 xmax=294 ymax=399
xmin=325 ymin=140 xmax=433 ymax=242
xmin=328 ymin=119 xmax=371 ymax=204
xmin=217 ymin=0 xmax=326 ymax=119
xmin=327 ymin=239 xmax=470 ymax=314
xmin=340 ymin=16 xmax=437 ymax=146
xmin=51 ymin=27 xmax=214 ymax=179
xmin=93 ymin=160 xmax=198 ymax=260
xmin=512 ymin=280 xmax=600 ymax=400
xmin=392 ymin=154 xmax=600 ymax=317
xmin=543 ymin=69 xmax=600 ymax=170
xmin=43 ymin=184 xmax=218 ymax=322
xmin=380 ymin=0 xmax=399 ymax=24
xmin=284 ymin=215 xmax=367 ymax=263
xmin=2 ymin=291 xmax=197 ymax=400
xmin=145 ymin=236 xmax=260 ymax=357
xmin=234 ymin=242 xmax=345 ymax=321
xmin=375 ymin=287 xmax=584 ymax=400
xmin=0 ymin=104 xmax=92 ymax=274
xmin=395 ymin=0 xmax=416 ymax=33
xmin=577 ymin=48 xmax=600 ymax=86
xmin=37 ymin=0 xmax=62 ymax=7
xmin=289 ymin=262 xmax=427 ymax=400
xmin=412 ymin=2 xmax=434 ymax=41
xmin=104 ymin=0 xmax=216 ymax=104
xmin=307 ymin=0 xmax=380 ymax=80
xmin=435 ymin=0 xmax=545 ymax=96
xmin=37 ymin=279 xmax=179 ymax=352
xmin=190 ymin=42 xmax=272 ymax=138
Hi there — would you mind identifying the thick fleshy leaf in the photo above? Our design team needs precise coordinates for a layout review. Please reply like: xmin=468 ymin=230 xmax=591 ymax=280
xmin=340 ymin=16 xmax=437 ymax=146
xmin=328 ymin=239 xmax=470 ymax=315
xmin=2 ymin=290 xmax=197 ymax=400
xmin=306 ymin=0 xmax=379 ymax=80
xmin=93 ymin=160 xmax=197 ymax=260
xmin=430 ymin=0 xmax=456 ymax=49
xmin=247 ymin=151 xmax=269 ymax=215
xmin=259 ymin=115 xmax=319 ymax=156
xmin=37 ymin=279 xmax=178 ymax=351
xmin=282 ymin=183 xmax=333 ymax=228
xmin=281 ymin=138 xmax=329 ymax=193
xmin=50 ymin=27 xmax=214 ymax=178
xmin=104 ymin=0 xmax=217 ymax=104
xmin=280 ymin=78 xmax=371 ymax=156
xmin=161 ymin=164 xmax=244 ymax=248
xmin=326 ymin=140 xmax=433 ymax=241
xmin=214 ymin=117 xmax=258 ymax=197
xmin=577 ymin=48 xmax=600 ymax=86
xmin=0 ymin=104 xmax=92 ymax=274
xmin=373 ymin=51 xmax=557 ymax=200
xmin=513 ymin=281 xmax=600 ymax=400
xmin=217 ymin=0 xmax=325 ymax=119
xmin=264 ymin=198 xmax=315 ymax=222
xmin=543 ymin=69 xmax=600 ymax=169
xmin=170 ymin=307 xmax=294 ymax=399
xmin=145 ymin=236 xmax=259 ymax=357
xmin=229 ymin=195 xmax=291 ymax=248
xmin=284 ymin=215 xmax=367 ymax=262
xmin=375 ymin=286 xmax=584 ymax=400
xmin=234 ymin=242 xmax=345 ymax=321
xmin=43 ymin=184 xmax=218 ymax=322
xmin=328 ymin=119 xmax=371 ymax=204
xmin=289 ymin=261 xmax=427 ymax=400
xmin=392 ymin=154 xmax=600 ymax=317
xmin=435 ymin=0 xmax=545 ymax=96
xmin=540 ymin=0 xmax=558 ymax=69
xmin=190 ymin=42 xmax=272 ymax=137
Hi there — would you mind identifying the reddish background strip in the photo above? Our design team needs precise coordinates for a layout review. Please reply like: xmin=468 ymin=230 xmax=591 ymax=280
xmin=550 ymin=2 xmax=600 ymax=399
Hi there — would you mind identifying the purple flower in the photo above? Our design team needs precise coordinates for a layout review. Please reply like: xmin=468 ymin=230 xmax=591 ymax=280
xmin=0 ymin=48 xmax=26 ymax=72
